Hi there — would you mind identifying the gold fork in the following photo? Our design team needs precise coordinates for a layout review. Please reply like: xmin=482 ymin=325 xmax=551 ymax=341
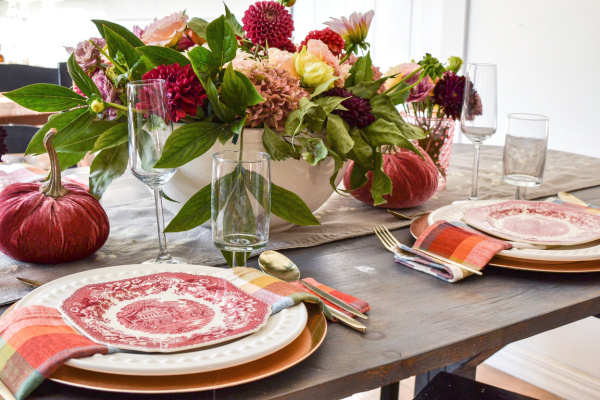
xmin=372 ymin=225 xmax=482 ymax=276
xmin=387 ymin=210 xmax=429 ymax=220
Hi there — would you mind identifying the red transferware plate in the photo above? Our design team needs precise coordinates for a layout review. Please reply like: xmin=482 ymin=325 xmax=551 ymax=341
xmin=60 ymin=272 xmax=271 ymax=353
xmin=463 ymin=200 xmax=600 ymax=246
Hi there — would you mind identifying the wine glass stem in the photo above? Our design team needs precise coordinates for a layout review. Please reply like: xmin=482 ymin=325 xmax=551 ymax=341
xmin=231 ymin=251 xmax=249 ymax=268
xmin=469 ymin=143 xmax=481 ymax=201
xmin=153 ymin=188 xmax=173 ymax=262
xmin=516 ymin=186 xmax=527 ymax=200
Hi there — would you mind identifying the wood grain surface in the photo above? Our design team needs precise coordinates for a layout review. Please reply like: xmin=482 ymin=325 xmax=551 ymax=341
xmin=3 ymin=146 xmax=600 ymax=400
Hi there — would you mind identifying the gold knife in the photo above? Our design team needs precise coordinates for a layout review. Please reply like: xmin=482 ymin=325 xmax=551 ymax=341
xmin=299 ymin=280 xmax=368 ymax=319
xmin=557 ymin=191 xmax=589 ymax=207
xmin=16 ymin=277 xmax=45 ymax=288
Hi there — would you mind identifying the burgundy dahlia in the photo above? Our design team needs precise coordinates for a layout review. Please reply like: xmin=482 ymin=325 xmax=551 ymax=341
xmin=0 ymin=126 xmax=7 ymax=163
xmin=299 ymin=28 xmax=345 ymax=56
xmin=142 ymin=63 xmax=207 ymax=122
xmin=323 ymin=88 xmax=375 ymax=129
xmin=242 ymin=1 xmax=294 ymax=48
xmin=431 ymin=71 xmax=466 ymax=120
xmin=276 ymin=38 xmax=298 ymax=53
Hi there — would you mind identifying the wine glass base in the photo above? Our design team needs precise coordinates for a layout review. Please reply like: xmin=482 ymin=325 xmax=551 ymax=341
xmin=467 ymin=196 xmax=480 ymax=201
xmin=142 ymin=257 xmax=187 ymax=265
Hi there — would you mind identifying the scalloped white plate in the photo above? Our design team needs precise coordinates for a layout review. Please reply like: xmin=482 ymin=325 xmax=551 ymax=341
xmin=16 ymin=264 xmax=307 ymax=376
xmin=429 ymin=200 xmax=600 ymax=262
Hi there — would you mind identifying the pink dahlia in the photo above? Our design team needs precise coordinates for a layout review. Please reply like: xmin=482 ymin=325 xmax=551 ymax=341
xmin=432 ymin=71 xmax=466 ymax=120
xmin=299 ymin=28 xmax=345 ymax=57
xmin=322 ymin=87 xmax=375 ymax=129
xmin=242 ymin=1 xmax=294 ymax=48
xmin=142 ymin=63 xmax=207 ymax=122
xmin=0 ymin=126 xmax=7 ymax=162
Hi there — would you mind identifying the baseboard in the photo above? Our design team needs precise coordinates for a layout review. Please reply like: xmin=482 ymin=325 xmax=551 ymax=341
xmin=484 ymin=344 xmax=600 ymax=400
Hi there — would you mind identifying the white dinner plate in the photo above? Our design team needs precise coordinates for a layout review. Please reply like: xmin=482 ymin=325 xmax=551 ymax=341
xmin=16 ymin=264 xmax=307 ymax=376
xmin=428 ymin=200 xmax=600 ymax=262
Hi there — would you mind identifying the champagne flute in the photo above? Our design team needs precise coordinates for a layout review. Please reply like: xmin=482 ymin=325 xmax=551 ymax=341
xmin=212 ymin=150 xmax=271 ymax=267
xmin=127 ymin=79 xmax=182 ymax=264
xmin=503 ymin=113 xmax=549 ymax=200
xmin=461 ymin=63 xmax=497 ymax=201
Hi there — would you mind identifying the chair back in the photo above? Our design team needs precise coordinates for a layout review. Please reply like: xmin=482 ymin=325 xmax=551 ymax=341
xmin=0 ymin=64 xmax=59 ymax=92
xmin=2 ymin=125 xmax=38 ymax=154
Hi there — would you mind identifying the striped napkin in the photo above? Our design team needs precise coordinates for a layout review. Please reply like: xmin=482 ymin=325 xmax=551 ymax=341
xmin=0 ymin=269 xmax=368 ymax=399
xmin=394 ymin=220 xmax=513 ymax=282
xmin=547 ymin=197 xmax=600 ymax=213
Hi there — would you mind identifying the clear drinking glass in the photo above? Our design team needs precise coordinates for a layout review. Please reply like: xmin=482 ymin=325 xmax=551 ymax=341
xmin=503 ymin=113 xmax=550 ymax=200
xmin=127 ymin=79 xmax=182 ymax=264
xmin=212 ymin=150 xmax=271 ymax=268
xmin=461 ymin=63 xmax=497 ymax=201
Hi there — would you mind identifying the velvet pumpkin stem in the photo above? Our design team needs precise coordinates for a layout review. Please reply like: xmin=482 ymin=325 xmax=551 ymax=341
xmin=40 ymin=128 xmax=68 ymax=198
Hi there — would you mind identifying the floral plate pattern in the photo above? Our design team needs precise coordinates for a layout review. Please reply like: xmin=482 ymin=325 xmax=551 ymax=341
xmin=60 ymin=272 xmax=271 ymax=353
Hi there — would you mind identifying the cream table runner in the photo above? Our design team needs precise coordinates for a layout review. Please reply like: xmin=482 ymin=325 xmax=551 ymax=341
xmin=1 ymin=145 xmax=598 ymax=305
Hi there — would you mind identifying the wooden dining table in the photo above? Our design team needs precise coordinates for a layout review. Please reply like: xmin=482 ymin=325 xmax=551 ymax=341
xmin=2 ymin=149 xmax=600 ymax=400
xmin=0 ymin=95 xmax=52 ymax=126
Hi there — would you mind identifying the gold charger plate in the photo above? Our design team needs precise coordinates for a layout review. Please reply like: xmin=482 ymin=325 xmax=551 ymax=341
xmin=410 ymin=214 xmax=600 ymax=273
xmin=1 ymin=303 xmax=326 ymax=394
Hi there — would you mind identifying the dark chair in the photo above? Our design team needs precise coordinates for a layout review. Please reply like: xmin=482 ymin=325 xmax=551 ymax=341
xmin=57 ymin=62 xmax=72 ymax=88
xmin=0 ymin=64 xmax=58 ymax=92
xmin=413 ymin=371 xmax=536 ymax=400
xmin=2 ymin=125 xmax=38 ymax=154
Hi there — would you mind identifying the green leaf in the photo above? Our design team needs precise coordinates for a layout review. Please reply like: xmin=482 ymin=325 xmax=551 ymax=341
xmin=130 ymin=56 xmax=155 ymax=80
xmin=349 ymin=161 xmax=370 ymax=190
xmin=57 ymin=151 xmax=88 ymax=171
xmin=327 ymin=147 xmax=345 ymax=192
xmin=224 ymin=3 xmax=245 ymax=37
xmin=228 ymin=117 xmax=246 ymax=144
xmin=262 ymin=125 xmax=296 ymax=161
xmin=137 ymin=130 xmax=160 ymax=171
xmin=67 ymin=53 xmax=100 ymax=98
xmin=57 ymin=120 xmax=117 ymax=153
xmin=153 ymin=122 xmax=220 ymax=168
xmin=136 ymin=46 xmax=190 ymax=67
xmin=201 ymin=77 xmax=236 ymax=122
xmin=223 ymin=174 xmax=256 ymax=238
xmin=89 ymin=142 xmax=129 ymax=199
xmin=25 ymin=107 xmax=94 ymax=155
xmin=91 ymin=123 xmax=128 ymax=152
xmin=165 ymin=184 xmax=212 ymax=232
xmin=235 ymin=71 xmax=264 ymax=106
xmin=347 ymin=128 xmax=373 ymax=166
xmin=187 ymin=17 xmax=209 ymax=40
xmin=348 ymin=76 xmax=387 ymax=100
xmin=205 ymin=15 xmax=237 ymax=66
xmin=310 ymin=76 xmax=340 ymax=98
xmin=363 ymin=119 xmax=422 ymax=156
xmin=271 ymin=183 xmax=320 ymax=226
xmin=160 ymin=189 xmax=180 ymax=203
xmin=4 ymin=84 xmax=87 ymax=112
xmin=92 ymin=20 xmax=144 ymax=47
xmin=370 ymin=94 xmax=426 ymax=140
xmin=346 ymin=52 xmax=373 ymax=87
xmin=447 ymin=56 xmax=463 ymax=73
xmin=371 ymin=151 xmax=392 ymax=205
xmin=326 ymin=114 xmax=354 ymax=155
xmin=188 ymin=46 xmax=221 ymax=81
xmin=221 ymin=63 xmax=250 ymax=116
xmin=388 ymin=82 xmax=411 ymax=105
xmin=297 ymin=137 xmax=328 ymax=166
xmin=104 ymin=26 xmax=141 ymax=70
xmin=216 ymin=126 xmax=235 ymax=145
xmin=313 ymin=96 xmax=347 ymax=114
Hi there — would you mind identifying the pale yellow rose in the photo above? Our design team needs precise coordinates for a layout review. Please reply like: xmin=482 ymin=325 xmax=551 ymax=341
xmin=293 ymin=50 xmax=335 ymax=89
xmin=267 ymin=48 xmax=300 ymax=78
xmin=141 ymin=12 xmax=188 ymax=47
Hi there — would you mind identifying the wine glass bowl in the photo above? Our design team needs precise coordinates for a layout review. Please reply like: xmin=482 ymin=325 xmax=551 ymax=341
xmin=127 ymin=79 xmax=182 ymax=264
xmin=460 ymin=63 xmax=497 ymax=201
xmin=212 ymin=150 xmax=271 ymax=267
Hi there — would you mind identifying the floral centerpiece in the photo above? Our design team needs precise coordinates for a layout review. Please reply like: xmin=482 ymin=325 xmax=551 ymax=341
xmin=383 ymin=59 xmax=475 ymax=189
xmin=5 ymin=1 xmax=453 ymax=234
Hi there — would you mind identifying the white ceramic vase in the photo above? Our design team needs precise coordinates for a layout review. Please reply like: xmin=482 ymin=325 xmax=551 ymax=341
xmin=162 ymin=128 xmax=348 ymax=232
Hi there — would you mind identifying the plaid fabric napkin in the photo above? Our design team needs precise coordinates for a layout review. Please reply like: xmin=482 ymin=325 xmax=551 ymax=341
xmin=0 ymin=305 xmax=112 ymax=400
xmin=546 ymin=197 xmax=600 ymax=214
xmin=394 ymin=220 xmax=513 ymax=283
xmin=0 ymin=269 xmax=368 ymax=399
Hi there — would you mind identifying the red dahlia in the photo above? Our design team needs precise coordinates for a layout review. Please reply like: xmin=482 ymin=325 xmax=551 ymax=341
xmin=242 ymin=1 xmax=294 ymax=48
xmin=142 ymin=63 xmax=207 ymax=122
xmin=0 ymin=126 xmax=7 ymax=163
xmin=299 ymin=28 xmax=345 ymax=56
xmin=322 ymin=88 xmax=375 ymax=129
xmin=275 ymin=38 xmax=298 ymax=53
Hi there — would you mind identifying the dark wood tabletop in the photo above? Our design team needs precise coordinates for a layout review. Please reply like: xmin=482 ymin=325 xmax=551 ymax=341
xmin=3 ymin=154 xmax=600 ymax=400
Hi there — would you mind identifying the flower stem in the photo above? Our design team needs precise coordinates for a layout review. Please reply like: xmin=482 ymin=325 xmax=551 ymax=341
xmin=105 ymin=101 xmax=128 ymax=112
xmin=89 ymin=39 xmax=127 ymax=76
xmin=383 ymin=66 xmax=424 ymax=95
xmin=339 ymin=53 xmax=351 ymax=64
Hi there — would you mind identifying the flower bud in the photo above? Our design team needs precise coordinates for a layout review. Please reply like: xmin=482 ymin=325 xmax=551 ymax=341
xmin=281 ymin=0 xmax=296 ymax=6
xmin=91 ymin=99 xmax=105 ymax=114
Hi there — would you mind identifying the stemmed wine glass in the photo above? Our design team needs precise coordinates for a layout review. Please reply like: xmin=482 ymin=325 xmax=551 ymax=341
xmin=212 ymin=150 xmax=271 ymax=267
xmin=127 ymin=79 xmax=182 ymax=264
xmin=460 ymin=63 xmax=497 ymax=201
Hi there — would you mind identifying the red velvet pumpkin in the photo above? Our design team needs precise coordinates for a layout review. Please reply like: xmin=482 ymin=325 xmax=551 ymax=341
xmin=0 ymin=129 xmax=109 ymax=264
xmin=343 ymin=146 xmax=439 ymax=209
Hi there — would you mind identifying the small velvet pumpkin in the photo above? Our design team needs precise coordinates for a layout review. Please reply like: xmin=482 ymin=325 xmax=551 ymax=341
xmin=343 ymin=146 xmax=439 ymax=209
xmin=0 ymin=128 xmax=109 ymax=264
